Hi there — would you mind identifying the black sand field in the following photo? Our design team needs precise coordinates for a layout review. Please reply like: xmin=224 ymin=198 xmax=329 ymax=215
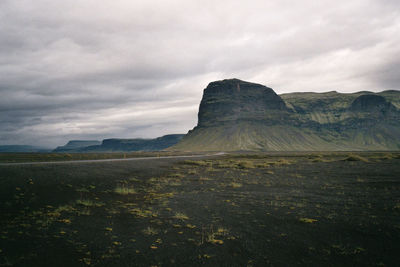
xmin=0 ymin=152 xmax=399 ymax=266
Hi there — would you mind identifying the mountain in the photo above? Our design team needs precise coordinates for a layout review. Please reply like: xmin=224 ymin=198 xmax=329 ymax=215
xmin=197 ymin=79 xmax=288 ymax=127
xmin=53 ymin=134 xmax=184 ymax=152
xmin=170 ymin=79 xmax=400 ymax=151
xmin=54 ymin=140 xmax=101 ymax=152
xmin=0 ymin=145 xmax=51 ymax=152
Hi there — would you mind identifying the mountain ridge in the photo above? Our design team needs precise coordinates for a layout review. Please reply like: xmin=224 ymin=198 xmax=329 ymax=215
xmin=54 ymin=140 xmax=101 ymax=152
xmin=170 ymin=79 xmax=400 ymax=151
xmin=53 ymin=134 xmax=185 ymax=152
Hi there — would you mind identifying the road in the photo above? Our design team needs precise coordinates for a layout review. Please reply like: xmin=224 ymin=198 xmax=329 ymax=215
xmin=0 ymin=152 xmax=226 ymax=166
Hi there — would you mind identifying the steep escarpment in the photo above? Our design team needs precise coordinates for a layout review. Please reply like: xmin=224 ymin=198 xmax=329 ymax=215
xmin=171 ymin=79 xmax=400 ymax=151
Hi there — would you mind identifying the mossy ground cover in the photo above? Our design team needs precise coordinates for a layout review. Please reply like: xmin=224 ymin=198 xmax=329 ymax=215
xmin=0 ymin=152 xmax=399 ymax=266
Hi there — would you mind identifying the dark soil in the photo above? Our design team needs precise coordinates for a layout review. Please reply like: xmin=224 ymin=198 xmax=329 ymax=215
xmin=0 ymin=152 xmax=399 ymax=266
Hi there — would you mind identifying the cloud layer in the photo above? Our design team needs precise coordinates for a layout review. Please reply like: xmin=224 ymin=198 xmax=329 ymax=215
xmin=1 ymin=0 xmax=399 ymax=147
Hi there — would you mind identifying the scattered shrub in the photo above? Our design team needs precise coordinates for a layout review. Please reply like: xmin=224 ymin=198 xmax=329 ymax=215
xmin=299 ymin=218 xmax=318 ymax=223
xmin=173 ymin=212 xmax=189 ymax=220
xmin=183 ymin=160 xmax=210 ymax=166
xmin=114 ymin=184 xmax=136 ymax=195
xmin=229 ymin=182 xmax=243 ymax=188
xmin=142 ymin=227 xmax=158 ymax=235
xmin=343 ymin=154 xmax=368 ymax=162
xmin=168 ymin=173 xmax=185 ymax=178
xmin=237 ymin=161 xmax=255 ymax=169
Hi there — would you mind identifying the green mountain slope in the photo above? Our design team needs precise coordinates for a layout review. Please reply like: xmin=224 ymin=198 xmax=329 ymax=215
xmin=171 ymin=79 xmax=400 ymax=151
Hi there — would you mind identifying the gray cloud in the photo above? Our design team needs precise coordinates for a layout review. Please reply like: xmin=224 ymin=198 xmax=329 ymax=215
xmin=0 ymin=0 xmax=399 ymax=147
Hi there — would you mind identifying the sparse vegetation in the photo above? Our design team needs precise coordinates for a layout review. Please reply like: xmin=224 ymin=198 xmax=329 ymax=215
xmin=201 ymin=225 xmax=230 ymax=245
xmin=344 ymin=154 xmax=369 ymax=162
xmin=299 ymin=218 xmax=318 ymax=223
xmin=142 ymin=227 xmax=159 ymax=235
xmin=76 ymin=199 xmax=104 ymax=207
xmin=229 ymin=182 xmax=242 ymax=188
xmin=237 ymin=161 xmax=255 ymax=169
xmin=183 ymin=160 xmax=210 ymax=166
xmin=114 ymin=184 xmax=136 ymax=195
xmin=167 ymin=173 xmax=185 ymax=178
xmin=173 ymin=212 xmax=189 ymax=220
xmin=0 ymin=151 xmax=399 ymax=266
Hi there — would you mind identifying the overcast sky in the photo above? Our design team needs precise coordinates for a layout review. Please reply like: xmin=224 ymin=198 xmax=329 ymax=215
xmin=1 ymin=0 xmax=399 ymax=147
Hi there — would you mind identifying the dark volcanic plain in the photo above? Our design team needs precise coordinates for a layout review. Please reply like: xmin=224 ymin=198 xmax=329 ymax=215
xmin=0 ymin=152 xmax=399 ymax=266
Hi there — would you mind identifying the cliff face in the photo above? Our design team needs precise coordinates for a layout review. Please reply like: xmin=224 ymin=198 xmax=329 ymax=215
xmin=171 ymin=79 xmax=400 ymax=151
xmin=198 ymin=79 xmax=288 ymax=126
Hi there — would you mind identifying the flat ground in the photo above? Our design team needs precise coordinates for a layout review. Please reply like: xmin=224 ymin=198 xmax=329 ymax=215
xmin=0 ymin=152 xmax=399 ymax=266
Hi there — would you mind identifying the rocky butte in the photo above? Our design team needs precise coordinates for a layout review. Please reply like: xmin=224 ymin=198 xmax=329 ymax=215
xmin=171 ymin=79 xmax=400 ymax=151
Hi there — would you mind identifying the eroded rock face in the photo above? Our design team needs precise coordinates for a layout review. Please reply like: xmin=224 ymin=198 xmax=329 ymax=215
xmin=198 ymin=79 xmax=288 ymax=127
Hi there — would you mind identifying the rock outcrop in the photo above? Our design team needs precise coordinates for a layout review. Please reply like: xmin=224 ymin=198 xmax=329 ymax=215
xmin=198 ymin=79 xmax=288 ymax=126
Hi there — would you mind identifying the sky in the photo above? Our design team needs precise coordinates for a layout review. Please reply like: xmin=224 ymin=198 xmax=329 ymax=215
xmin=0 ymin=0 xmax=399 ymax=147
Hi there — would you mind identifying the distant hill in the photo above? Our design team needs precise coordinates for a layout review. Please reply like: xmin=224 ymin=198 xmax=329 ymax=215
xmin=170 ymin=79 xmax=400 ymax=151
xmin=54 ymin=140 xmax=101 ymax=152
xmin=0 ymin=145 xmax=51 ymax=152
xmin=53 ymin=134 xmax=185 ymax=152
